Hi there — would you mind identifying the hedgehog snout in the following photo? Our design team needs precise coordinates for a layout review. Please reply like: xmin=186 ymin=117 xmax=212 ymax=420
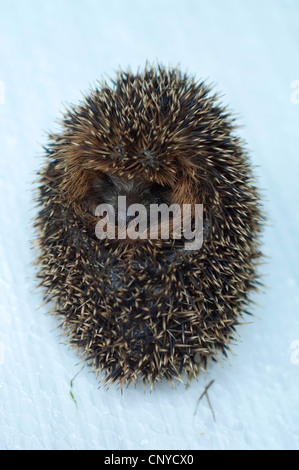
xmin=89 ymin=175 xmax=173 ymax=234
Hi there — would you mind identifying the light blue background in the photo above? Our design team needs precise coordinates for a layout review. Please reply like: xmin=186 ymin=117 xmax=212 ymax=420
xmin=0 ymin=0 xmax=298 ymax=450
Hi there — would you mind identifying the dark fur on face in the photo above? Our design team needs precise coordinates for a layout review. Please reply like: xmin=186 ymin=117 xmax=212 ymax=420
xmin=85 ymin=172 xmax=172 ymax=217
xmin=34 ymin=64 xmax=263 ymax=388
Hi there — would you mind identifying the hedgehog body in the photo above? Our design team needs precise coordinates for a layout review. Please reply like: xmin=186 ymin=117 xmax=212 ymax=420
xmin=35 ymin=65 xmax=263 ymax=388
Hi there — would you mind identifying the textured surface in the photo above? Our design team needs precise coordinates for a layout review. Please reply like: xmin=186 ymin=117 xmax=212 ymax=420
xmin=0 ymin=0 xmax=298 ymax=450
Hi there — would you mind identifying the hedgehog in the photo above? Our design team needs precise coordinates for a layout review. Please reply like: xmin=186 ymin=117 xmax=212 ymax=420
xmin=34 ymin=64 xmax=263 ymax=389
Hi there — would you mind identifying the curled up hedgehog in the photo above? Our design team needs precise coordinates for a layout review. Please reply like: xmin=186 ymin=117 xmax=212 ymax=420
xmin=34 ymin=64 xmax=263 ymax=389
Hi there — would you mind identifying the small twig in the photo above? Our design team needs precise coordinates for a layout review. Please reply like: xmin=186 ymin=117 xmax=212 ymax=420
xmin=205 ymin=389 xmax=216 ymax=422
xmin=70 ymin=390 xmax=78 ymax=410
xmin=70 ymin=364 xmax=85 ymax=389
xmin=69 ymin=364 xmax=85 ymax=409
xmin=193 ymin=379 xmax=215 ymax=421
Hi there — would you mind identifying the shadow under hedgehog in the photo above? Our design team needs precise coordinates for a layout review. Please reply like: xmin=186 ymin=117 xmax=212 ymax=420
xmin=34 ymin=64 xmax=263 ymax=389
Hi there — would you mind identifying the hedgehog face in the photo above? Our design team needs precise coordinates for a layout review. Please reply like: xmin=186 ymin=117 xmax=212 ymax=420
xmin=35 ymin=65 xmax=263 ymax=388
xmin=85 ymin=172 xmax=172 ymax=220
